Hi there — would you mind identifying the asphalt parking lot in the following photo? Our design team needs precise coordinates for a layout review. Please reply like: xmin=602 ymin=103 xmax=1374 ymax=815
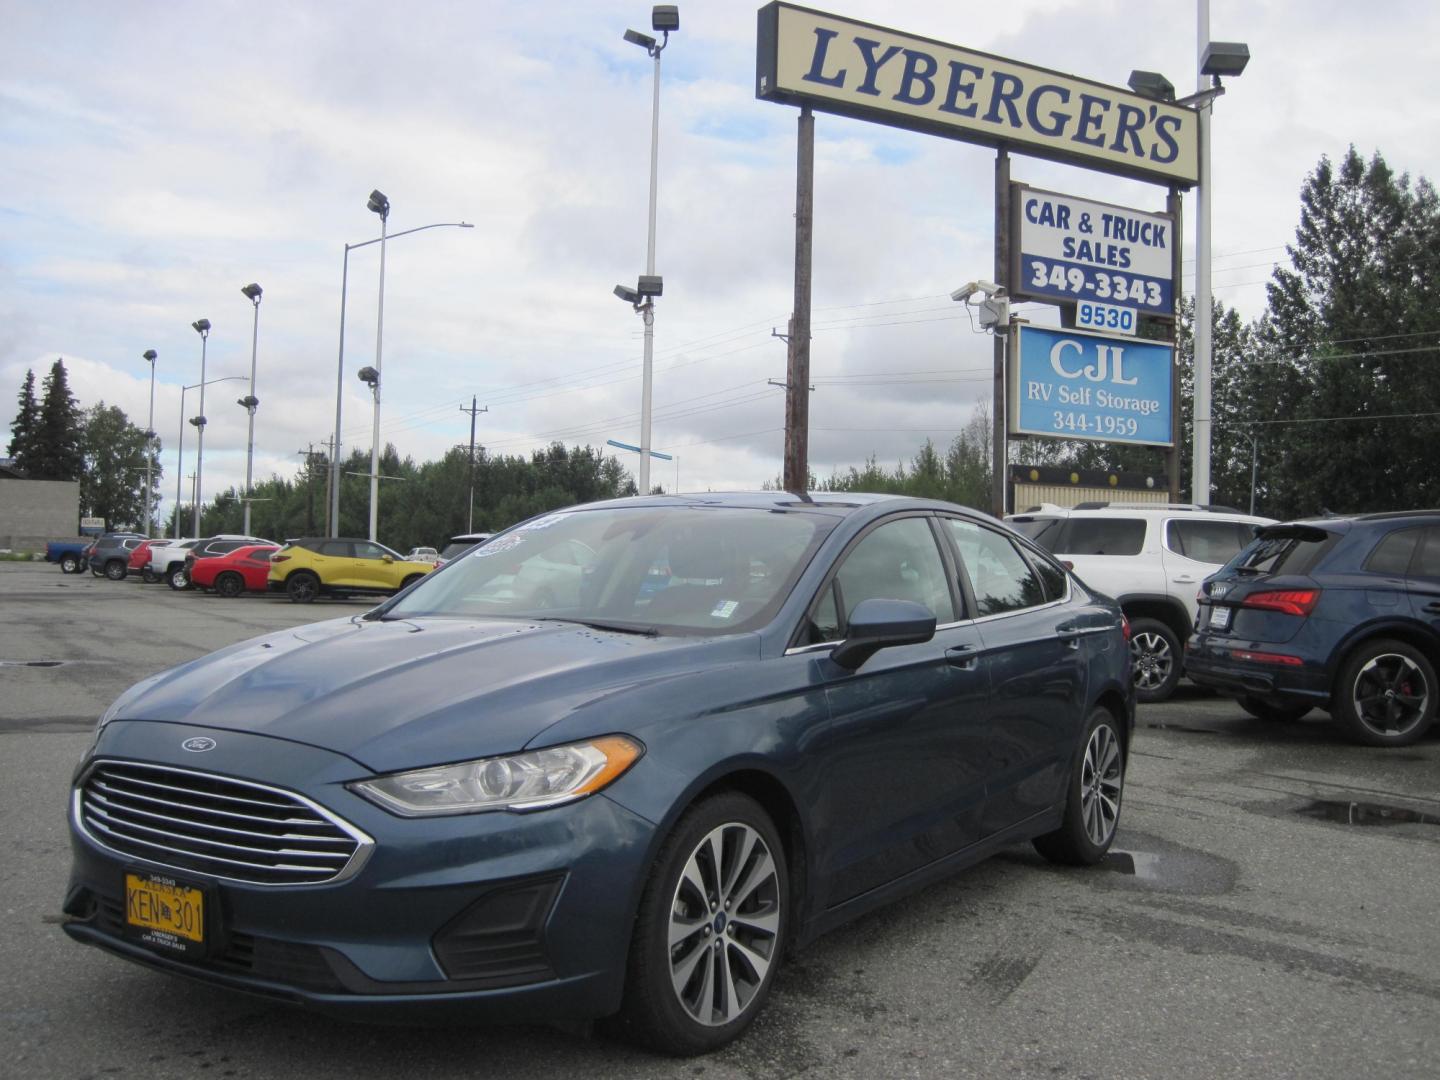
xmin=2 ymin=561 xmax=1436 ymax=1079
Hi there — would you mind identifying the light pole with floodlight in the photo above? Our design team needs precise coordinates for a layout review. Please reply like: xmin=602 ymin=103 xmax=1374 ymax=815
xmin=142 ymin=349 xmax=157 ymax=537
xmin=357 ymin=365 xmax=380 ymax=538
xmin=238 ymin=284 xmax=263 ymax=535
xmin=365 ymin=189 xmax=389 ymax=543
xmin=190 ymin=319 xmax=211 ymax=536
xmin=327 ymin=219 xmax=473 ymax=538
xmin=616 ymin=5 xmax=677 ymax=496
xmin=174 ymin=374 xmax=245 ymax=539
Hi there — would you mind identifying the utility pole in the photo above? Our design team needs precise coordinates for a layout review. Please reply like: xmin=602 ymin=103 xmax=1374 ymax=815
xmin=783 ymin=105 xmax=815 ymax=493
xmin=298 ymin=443 xmax=321 ymax=535
xmin=459 ymin=397 xmax=488 ymax=533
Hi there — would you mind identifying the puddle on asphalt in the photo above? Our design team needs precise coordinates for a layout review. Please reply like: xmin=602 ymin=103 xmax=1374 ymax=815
xmin=0 ymin=659 xmax=65 ymax=667
xmin=1298 ymin=799 xmax=1439 ymax=828
xmin=1096 ymin=834 xmax=1238 ymax=895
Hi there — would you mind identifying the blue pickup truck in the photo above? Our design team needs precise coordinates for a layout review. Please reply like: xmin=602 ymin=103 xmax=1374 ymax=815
xmin=44 ymin=539 xmax=93 ymax=574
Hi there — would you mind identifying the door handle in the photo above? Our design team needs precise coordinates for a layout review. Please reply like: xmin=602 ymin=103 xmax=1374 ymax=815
xmin=1172 ymin=575 xmax=1196 ymax=584
xmin=1055 ymin=625 xmax=1085 ymax=650
xmin=945 ymin=645 xmax=979 ymax=670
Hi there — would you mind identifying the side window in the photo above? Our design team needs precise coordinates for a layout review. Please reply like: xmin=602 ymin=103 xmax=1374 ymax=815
xmin=1414 ymin=528 xmax=1440 ymax=580
xmin=212 ymin=541 xmax=244 ymax=555
xmin=319 ymin=541 xmax=352 ymax=558
xmin=1169 ymin=520 xmax=1252 ymax=565
xmin=807 ymin=582 xmax=842 ymax=644
xmin=353 ymin=542 xmax=388 ymax=560
xmin=1029 ymin=552 xmax=1068 ymax=602
xmin=1055 ymin=518 xmax=1145 ymax=556
xmin=810 ymin=518 xmax=955 ymax=644
xmin=1365 ymin=527 xmax=1423 ymax=576
xmin=944 ymin=519 xmax=1047 ymax=616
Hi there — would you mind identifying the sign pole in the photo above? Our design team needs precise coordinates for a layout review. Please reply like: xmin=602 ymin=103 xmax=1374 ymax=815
xmin=992 ymin=149 xmax=1011 ymax=517
xmin=783 ymin=105 xmax=814 ymax=493
xmin=1167 ymin=186 xmax=1184 ymax=502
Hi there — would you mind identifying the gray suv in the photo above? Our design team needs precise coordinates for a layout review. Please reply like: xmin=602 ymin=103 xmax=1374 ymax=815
xmin=88 ymin=534 xmax=148 ymax=581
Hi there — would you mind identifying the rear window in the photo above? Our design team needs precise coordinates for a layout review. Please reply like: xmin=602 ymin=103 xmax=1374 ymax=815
xmin=1053 ymin=518 xmax=1145 ymax=557
xmin=1364 ymin=528 xmax=1423 ymax=576
xmin=1007 ymin=516 xmax=1063 ymax=550
xmin=1231 ymin=530 xmax=1339 ymax=576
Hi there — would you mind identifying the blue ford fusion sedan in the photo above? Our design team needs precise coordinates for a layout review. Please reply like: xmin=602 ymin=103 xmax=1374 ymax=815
xmin=64 ymin=493 xmax=1132 ymax=1055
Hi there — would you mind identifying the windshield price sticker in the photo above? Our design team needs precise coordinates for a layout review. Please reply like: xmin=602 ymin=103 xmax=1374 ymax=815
xmin=1076 ymin=301 xmax=1137 ymax=336
xmin=1013 ymin=187 xmax=1175 ymax=317
xmin=1011 ymin=325 xmax=1174 ymax=447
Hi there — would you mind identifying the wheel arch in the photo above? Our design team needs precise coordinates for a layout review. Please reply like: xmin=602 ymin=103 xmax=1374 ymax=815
xmin=1325 ymin=620 xmax=1440 ymax=699
xmin=1118 ymin=594 xmax=1192 ymax=643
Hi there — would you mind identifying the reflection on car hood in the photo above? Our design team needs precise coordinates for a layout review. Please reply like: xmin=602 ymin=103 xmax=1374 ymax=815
xmin=106 ymin=616 xmax=756 ymax=773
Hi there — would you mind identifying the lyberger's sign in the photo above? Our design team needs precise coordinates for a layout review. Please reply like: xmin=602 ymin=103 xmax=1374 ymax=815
xmin=756 ymin=3 xmax=1199 ymax=187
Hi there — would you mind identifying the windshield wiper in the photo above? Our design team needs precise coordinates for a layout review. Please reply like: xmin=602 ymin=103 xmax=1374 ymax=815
xmin=533 ymin=617 xmax=658 ymax=636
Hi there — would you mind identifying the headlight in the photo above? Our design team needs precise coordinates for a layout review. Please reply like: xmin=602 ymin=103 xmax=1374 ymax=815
xmin=349 ymin=735 xmax=644 ymax=816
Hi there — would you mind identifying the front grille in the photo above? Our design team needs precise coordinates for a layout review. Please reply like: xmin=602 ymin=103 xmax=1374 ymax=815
xmin=77 ymin=761 xmax=372 ymax=886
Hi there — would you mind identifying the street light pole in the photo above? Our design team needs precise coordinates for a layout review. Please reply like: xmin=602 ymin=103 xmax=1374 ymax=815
xmin=366 ymin=189 xmax=389 ymax=543
xmin=240 ymin=284 xmax=263 ymax=535
xmin=190 ymin=319 xmax=211 ymax=536
xmin=142 ymin=349 xmax=157 ymax=537
xmin=622 ymin=7 xmax=676 ymax=496
xmin=174 ymin=375 xmax=246 ymax=539
xmin=1193 ymin=0 xmax=1214 ymax=506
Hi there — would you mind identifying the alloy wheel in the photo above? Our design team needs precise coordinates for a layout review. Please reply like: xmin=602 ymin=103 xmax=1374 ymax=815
xmin=1079 ymin=723 xmax=1123 ymax=847
xmin=1352 ymin=654 xmax=1431 ymax=739
xmin=1130 ymin=632 xmax=1173 ymax=692
xmin=667 ymin=822 xmax=782 ymax=1028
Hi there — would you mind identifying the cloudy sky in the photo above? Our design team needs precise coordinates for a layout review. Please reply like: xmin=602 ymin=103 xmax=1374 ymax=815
xmin=5 ymin=0 xmax=1439 ymax=523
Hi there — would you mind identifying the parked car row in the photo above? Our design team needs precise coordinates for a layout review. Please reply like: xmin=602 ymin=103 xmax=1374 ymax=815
xmin=61 ymin=530 xmax=497 ymax=603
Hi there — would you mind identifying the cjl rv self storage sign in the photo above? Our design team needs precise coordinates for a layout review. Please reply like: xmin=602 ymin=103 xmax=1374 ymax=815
xmin=1011 ymin=325 xmax=1173 ymax=446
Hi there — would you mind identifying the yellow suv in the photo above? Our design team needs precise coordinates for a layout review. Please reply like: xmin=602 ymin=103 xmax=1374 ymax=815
xmin=267 ymin=537 xmax=435 ymax=603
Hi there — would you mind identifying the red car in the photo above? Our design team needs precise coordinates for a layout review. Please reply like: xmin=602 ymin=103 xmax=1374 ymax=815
xmin=127 ymin=539 xmax=171 ymax=582
xmin=189 ymin=544 xmax=280 ymax=597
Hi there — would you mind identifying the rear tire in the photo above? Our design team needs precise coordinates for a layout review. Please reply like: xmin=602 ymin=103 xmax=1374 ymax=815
xmin=60 ymin=554 xmax=80 ymax=574
xmin=166 ymin=566 xmax=189 ymax=590
xmin=141 ymin=568 xmax=159 ymax=584
xmin=104 ymin=559 xmax=127 ymax=581
xmin=215 ymin=572 xmax=245 ymax=599
xmin=1333 ymin=639 xmax=1436 ymax=747
xmin=1034 ymin=707 xmax=1125 ymax=866
xmin=1239 ymin=696 xmax=1311 ymax=723
xmin=286 ymin=572 xmax=319 ymax=603
xmin=614 ymin=792 xmax=787 ymax=1056
xmin=1129 ymin=617 xmax=1182 ymax=703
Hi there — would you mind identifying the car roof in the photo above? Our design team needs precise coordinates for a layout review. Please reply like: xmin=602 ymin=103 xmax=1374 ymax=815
xmin=547 ymin=491 xmax=980 ymax=521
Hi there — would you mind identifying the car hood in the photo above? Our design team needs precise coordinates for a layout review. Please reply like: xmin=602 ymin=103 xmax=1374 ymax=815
xmin=102 ymin=616 xmax=757 ymax=773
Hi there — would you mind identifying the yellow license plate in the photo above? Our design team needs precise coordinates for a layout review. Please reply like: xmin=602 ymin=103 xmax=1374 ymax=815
xmin=125 ymin=872 xmax=205 ymax=946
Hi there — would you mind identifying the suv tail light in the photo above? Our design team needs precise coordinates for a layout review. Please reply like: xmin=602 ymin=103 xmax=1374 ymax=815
xmin=1121 ymin=614 xmax=1131 ymax=642
xmin=271 ymin=553 xmax=289 ymax=563
xmin=1241 ymin=588 xmax=1320 ymax=617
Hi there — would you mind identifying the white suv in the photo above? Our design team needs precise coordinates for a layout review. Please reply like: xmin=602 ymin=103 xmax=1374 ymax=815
xmin=1007 ymin=503 xmax=1274 ymax=702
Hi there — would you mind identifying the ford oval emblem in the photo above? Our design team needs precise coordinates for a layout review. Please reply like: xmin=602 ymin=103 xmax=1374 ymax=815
xmin=182 ymin=736 xmax=217 ymax=753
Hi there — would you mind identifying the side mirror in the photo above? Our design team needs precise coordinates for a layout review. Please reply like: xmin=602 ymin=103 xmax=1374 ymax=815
xmin=830 ymin=598 xmax=937 ymax=671
xmin=382 ymin=555 xmax=394 ymax=563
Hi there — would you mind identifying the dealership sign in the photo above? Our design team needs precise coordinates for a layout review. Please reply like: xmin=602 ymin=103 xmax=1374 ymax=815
xmin=756 ymin=3 xmax=1199 ymax=186
xmin=1012 ymin=186 xmax=1175 ymax=318
xmin=1011 ymin=326 xmax=1173 ymax=446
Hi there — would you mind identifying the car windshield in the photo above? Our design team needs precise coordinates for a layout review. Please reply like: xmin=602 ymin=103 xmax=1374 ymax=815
xmin=387 ymin=505 xmax=835 ymax=636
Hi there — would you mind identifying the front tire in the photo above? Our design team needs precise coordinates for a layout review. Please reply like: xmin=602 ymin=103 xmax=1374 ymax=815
xmin=104 ymin=559 xmax=127 ymax=581
xmin=141 ymin=568 xmax=159 ymax=584
xmin=286 ymin=572 xmax=320 ymax=603
xmin=1034 ymin=707 xmax=1125 ymax=866
xmin=1333 ymin=639 xmax=1436 ymax=747
xmin=1129 ymin=617 xmax=1182 ymax=703
xmin=59 ymin=554 xmax=80 ymax=573
xmin=615 ymin=792 xmax=787 ymax=1056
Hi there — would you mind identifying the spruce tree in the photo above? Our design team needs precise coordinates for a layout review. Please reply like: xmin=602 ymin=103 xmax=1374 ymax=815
xmin=7 ymin=369 xmax=40 ymax=473
xmin=33 ymin=358 xmax=85 ymax=480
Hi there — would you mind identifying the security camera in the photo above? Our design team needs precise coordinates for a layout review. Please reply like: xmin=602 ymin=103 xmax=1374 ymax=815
xmin=950 ymin=280 xmax=1003 ymax=302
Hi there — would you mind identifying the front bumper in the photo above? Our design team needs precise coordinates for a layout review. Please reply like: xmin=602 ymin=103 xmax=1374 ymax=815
xmin=63 ymin=721 xmax=655 ymax=1023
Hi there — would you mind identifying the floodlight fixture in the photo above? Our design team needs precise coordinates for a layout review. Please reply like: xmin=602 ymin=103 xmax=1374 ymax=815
xmin=367 ymin=189 xmax=390 ymax=220
xmin=357 ymin=365 xmax=380 ymax=387
xmin=241 ymin=282 xmax=263 ymax=302
xmin=624 ymin=28 xmax=656 ymax=50
xmin=237 ymin=395 xmax=259 ymax=409
xmin=142 ymin=349 xmax=157 ymax=361
xmin=636 ymin=274 xmax=663 ymax=297
xmin=1201 ymin=41 xmax=1250 ymax=80
xmin=651 ymin=5 xmax=678 ymax=32
xmin=189 ymin=415 xmax=206 ymax=428
xmin=614 ymin=283 xmax=642 ymax=305
xmin=192 ymin=318 xmax=211 ymax=335
xmin=1127 ymin=70 xmax=1175 ymax=102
